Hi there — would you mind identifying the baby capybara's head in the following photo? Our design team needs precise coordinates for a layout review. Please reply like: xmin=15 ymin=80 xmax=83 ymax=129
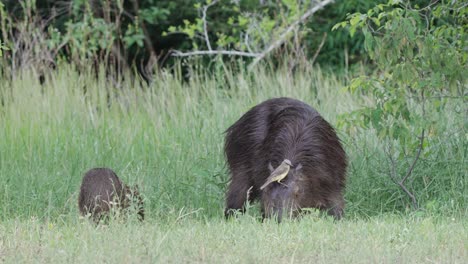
xmin=122 ymin=184 xmax=145 ymax=220
xmin=78 ymin=168 xmax=144 ymax=222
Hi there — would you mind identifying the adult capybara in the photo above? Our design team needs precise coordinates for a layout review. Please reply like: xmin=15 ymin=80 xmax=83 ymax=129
xmin=78 ymin=168 xmax=144 ymax=222
xmin=224 ymin=97 xmax=347 ymax=221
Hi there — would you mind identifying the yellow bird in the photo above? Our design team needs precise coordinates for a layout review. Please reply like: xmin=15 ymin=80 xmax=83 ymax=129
xmin=260 ymin=159 xmax=292 ymax=190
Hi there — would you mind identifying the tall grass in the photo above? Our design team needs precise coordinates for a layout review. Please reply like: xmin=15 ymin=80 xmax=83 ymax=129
xmin=0 ymin=64 xmax=465 ymax=221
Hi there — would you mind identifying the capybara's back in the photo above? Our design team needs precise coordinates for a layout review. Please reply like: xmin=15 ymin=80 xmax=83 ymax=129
xmin=224 ymin=97 xmax=347 ymax=220
xmin=78 ymin=168 xmax=144 ymax=222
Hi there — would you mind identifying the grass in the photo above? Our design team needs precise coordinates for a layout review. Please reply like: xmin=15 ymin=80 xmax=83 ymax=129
xmin=0 ymin=64 xmax=466 ymax=262
xmin=1 ymin=215 xmax=466 ymax=263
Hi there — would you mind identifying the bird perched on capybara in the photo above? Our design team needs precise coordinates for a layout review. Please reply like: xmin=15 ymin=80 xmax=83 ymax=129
xmin=78 ymin=168 xmax=144 ymax=223
xmin=224 ymin=97 xmax=347 ymax=221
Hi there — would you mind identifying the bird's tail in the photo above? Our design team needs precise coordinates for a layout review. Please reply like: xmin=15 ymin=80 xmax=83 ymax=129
xmin=260 ymin=180 xmax=271 ymax=190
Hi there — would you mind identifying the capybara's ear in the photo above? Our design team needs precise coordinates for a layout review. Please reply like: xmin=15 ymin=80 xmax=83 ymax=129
xmin=268 ymin=162 xmax=275 ymax=173
xmin=294 ymin=163 xmax=303 ymax=172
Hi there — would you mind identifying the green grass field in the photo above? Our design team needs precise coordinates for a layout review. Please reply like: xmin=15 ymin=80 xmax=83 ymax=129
xmin=1 ymin=215 xmax=466 ymax=263
xmin=0 ymin=65 xmax=466 ymax=262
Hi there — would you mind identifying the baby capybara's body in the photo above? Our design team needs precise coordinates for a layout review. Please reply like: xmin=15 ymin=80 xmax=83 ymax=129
xmin=224 ymin=97 xmax=347 ymax=220
xmin=78 ymin=168 xmax=144 ymax=222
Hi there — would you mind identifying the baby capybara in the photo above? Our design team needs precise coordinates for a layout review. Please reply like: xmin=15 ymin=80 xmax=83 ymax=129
xmin=224 ymin=97 xmax=347 ymax=221
xmin=78 ymin=168 xmax=144 ymax=222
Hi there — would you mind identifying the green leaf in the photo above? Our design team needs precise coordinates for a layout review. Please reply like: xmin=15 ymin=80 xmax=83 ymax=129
xmin=371 ymin=17 xmax=381 ymax=27
xmin=332 ymin=22 xmax=347 ymax=31
xmin=349 ymin=14 xmax=363 ymax=27
xmin=349 ymin=27 xmax=357 ymax=38
xmin=363 ymin=30 xmax=374 ymax=52
xmin=238 ymin=16 xmax=249 ymax=27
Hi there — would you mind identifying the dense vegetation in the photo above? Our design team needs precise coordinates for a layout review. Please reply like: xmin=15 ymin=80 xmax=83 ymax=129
xmin=0 ymin=63 xmax=465 ymax=220
xmin=0 ymin=63 xmax=465 ymax=263
xmin=0 ymin=0 xmax=386 ymax=71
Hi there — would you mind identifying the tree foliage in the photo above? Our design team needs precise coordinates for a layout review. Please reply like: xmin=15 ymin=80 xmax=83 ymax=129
xmin=0 ymin=0 xmax=392 ymax=75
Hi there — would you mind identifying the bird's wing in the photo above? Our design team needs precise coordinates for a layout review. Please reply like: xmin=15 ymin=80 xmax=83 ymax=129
xmin=274 ymin=164 xmax=290 ymax=180
xmin=260 ymin=165 xmax=290 ymax=190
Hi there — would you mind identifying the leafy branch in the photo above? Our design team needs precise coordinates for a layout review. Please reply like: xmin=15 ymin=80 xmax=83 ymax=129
xmin=248 ymin=0 xmax=334 ymax=68
xmin=387 ymin=129 xmax=425 ymax=210
xmin=170 ymin=0 xmax=335 ymax=68
xmin=336 ymin=0 xmax=467 ymax=210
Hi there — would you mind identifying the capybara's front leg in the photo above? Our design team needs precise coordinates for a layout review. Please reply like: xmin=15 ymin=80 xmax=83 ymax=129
xmin=224 ymin=176 xmax=254 ymax=218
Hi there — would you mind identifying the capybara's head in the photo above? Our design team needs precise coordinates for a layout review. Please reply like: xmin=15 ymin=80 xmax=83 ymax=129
xmin=122 ymin=184 xmax=145 ymax=221
xmin=261 ymin=159 xmax=345 ymax=221
xmin=261 ymin=163 xmax=304 ymax=221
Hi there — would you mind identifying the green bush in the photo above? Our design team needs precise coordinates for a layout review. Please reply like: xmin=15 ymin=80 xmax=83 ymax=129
xmin=335 ymin=0 xmax=467 ymax=210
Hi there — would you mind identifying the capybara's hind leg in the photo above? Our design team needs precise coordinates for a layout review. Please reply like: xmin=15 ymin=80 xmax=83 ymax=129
xmin=224 ymin=177 xmax=254 ymax=218
xmin=325 ymin=193 xmax=345 ymax=220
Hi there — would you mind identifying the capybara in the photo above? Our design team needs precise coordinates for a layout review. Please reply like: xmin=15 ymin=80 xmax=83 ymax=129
xmin=224 ymin=97 xmax=347 ymax=221
xmin=78 ymin=168 xmax=144 ymax=222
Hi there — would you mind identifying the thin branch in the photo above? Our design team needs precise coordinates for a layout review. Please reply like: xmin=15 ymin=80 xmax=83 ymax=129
xmin=244 ymin=32 xmax=254 ymax=53
xmin=130 ymin=0 xmax=156 ymax=56
xmin=385 ymin=135 xmax=421 ymax=210
xmin=366 ymin=20 xmax=385 ymax=36
xmin=386 ymin=145 xmax=399 ymax=184
xmin=310 ymin=32 xmax=327 ymax=65
xmin=408 ymin=95 xmax=463 ymax=100
xmin=201 ymin=0 xmax=219 ymax=51
xmin=401 ymin=129 xmax=425 ymax=185
xmin=248 ymin=0 xmax=334 ymax=69
xmin=397 ymin=181 xmax=418 ymax=209
xmin=455 ymin=2 xmax=468 ymax=11
xmin=170 ymin=0 xmax=334 ymax=64
xmin=172 ymin=50 xmax=260 ymax=57
xmin=387 ymin=146 xmax=419 ymax=210
xmin=406 ymin=0 xmax=440 ymax=11
xmin=394 ymin=90 xmax=426 ymax=210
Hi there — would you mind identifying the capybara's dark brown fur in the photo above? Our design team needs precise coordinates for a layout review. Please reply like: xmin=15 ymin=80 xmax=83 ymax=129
xmin=224 ymin=97 xmax=347 ymax=221
xmin=78 ymin=168 xmax=144 ymax=222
